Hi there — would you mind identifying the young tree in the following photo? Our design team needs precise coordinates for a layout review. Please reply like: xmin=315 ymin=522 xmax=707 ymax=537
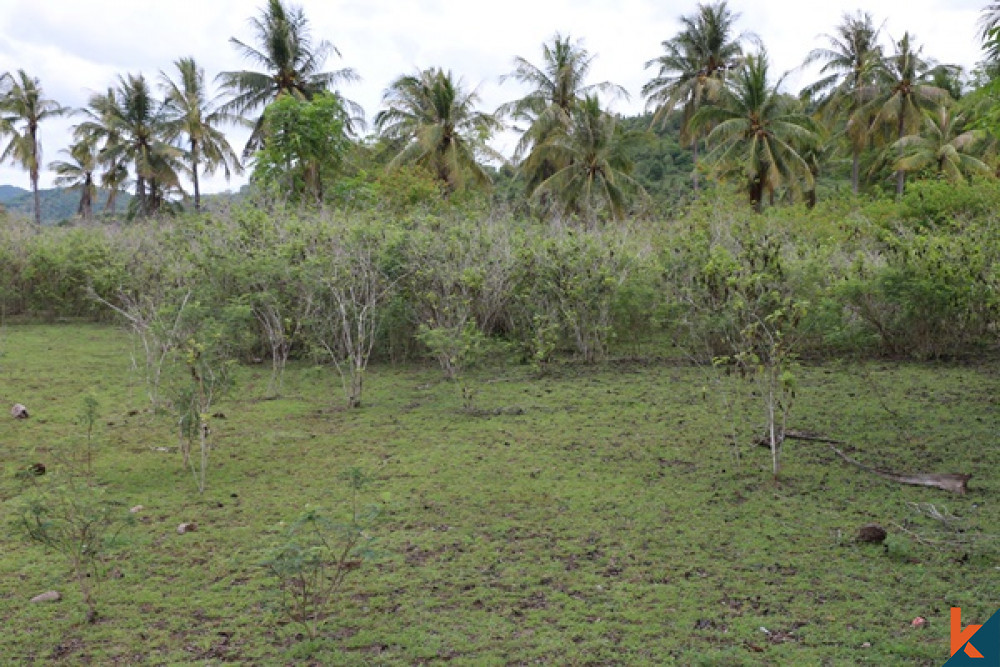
xmin=892 ymin=107 xmax=991 ymax=183
xmin=374 ymin=68 xmax=502 ymax=194
xmin=0 ymin=70 xmax=67 ymax=224
xmin=306 ymin=227 xmax=400 ymax=409
xmin=217 ymin=0 xmax=361 ymax=155
xmin=253 ymin=93 xmax=349 ymax=204
xmin=160 ymin=57 xmax=243 ymax=211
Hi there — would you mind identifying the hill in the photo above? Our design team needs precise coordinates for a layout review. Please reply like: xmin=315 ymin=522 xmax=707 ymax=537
xmin=0 ymin=185 xmax=132 ymax=224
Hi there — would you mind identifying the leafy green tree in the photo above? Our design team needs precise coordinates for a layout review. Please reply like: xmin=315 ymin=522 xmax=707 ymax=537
xmin=500 ymin=33 xmax=626 ymax=192
xmin=866 ymin=33 xmax=952 ymax=197
xmin=160 ymin=57 xmax=243 ymax=211
xmin=374 ymin=68 xmax=501 ymax=194
xmin=253 ymin=93 xmax=349 ymax=203
xmin=892 ymin=107 xmax=991 ymax=183
xmin=527 ymin=95 xmax=644 ymax=221
xmin=217 ymin=0 xmax=360 ymax=155
xmin=801 ymin=11 xmax=883 ymax=194
xmin=692 ymin=51 xmax=821 ymax=212
xmin=0 ymin=70 xmax=67 ymax=224
xmin=643 ymin=1 xmax=745 ymax=191
xmin=49 ymin=139 xmax=98 ymax=220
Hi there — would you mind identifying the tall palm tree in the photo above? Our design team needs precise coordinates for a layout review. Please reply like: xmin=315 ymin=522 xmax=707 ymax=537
xmin=643 ymin=1 xmax=746 ymax=191
xmin=692 ymin=51 xmax=821 ymax=212
xmin=74 ymin=88 xmax=133 ymax=214
xmin=866 ymin=33 xmax=951 ymax=197
xmin=528 ymin=95 xmax=644 ymax=222
xmin=892 ymin=107 xmax=991 ymax=183
xmin=161 ymin=57 xmax=243 ymax=211
xmin=499 ymin=34 xmax=626 ymax=192
xmin=78 ymin=74 xmax=182 ymax=217
xmin=49 ymin=139 xmax=98 ymax=220
xmin=801 ymin=11 xmax=883 ymax=194
xmin=374 ymin=68 xmax=502 ymax=193
xmin=217 ymin=0 xmax=360 ymax=156
xmin=0 ymin=70 xmax=67 ymax=224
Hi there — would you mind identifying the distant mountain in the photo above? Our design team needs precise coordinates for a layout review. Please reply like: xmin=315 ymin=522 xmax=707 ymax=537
xmin=0 ymin=184 xmax=29 ymax=204
xmin=0 ymin=185 xmax=132 ymax=224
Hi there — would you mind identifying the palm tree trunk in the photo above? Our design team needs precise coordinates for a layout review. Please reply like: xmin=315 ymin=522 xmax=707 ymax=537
xmin=691 ymin=138 xmax=700 ymax=192
xmin=895 ymin=115 xmax=906 ymax=199
xmin=749 ymin=176 xmax=764 ymax=213
xmin=30 ymin=129 xmax=41 ymax=225
xmin=191 ymin=140 xmax=201 ymax=211
xmin=81 ymin=176 xmax=94 ymax=220
xmin=136 ymin=177 xmax=147 ymax=217
xmin=851 ymin=148 xmax=860 ymax=196
xmin=32 ymin=176 xmax=41 ymax=225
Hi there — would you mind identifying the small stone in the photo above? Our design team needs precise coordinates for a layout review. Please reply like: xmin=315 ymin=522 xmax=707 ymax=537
xmin=911 ymin=617 xmax=926 ymax=628
xmin=861 ymin=642 xmax=871 ymax=648
xmin=11 ymin=403 xmax=29 ymax=419
xmin=177 ymin=522 xmax=198 ymax=534
xmin=30 ymin=591 xmax=61 ymax=603
xmin=857 ymin=524 xmax=887 ymax=544
xmin=130 ymin=505 xmax=144 ymax=514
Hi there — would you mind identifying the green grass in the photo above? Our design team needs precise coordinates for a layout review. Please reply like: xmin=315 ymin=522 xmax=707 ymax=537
xmin=1 ymin=324 xmax=997 ymax=664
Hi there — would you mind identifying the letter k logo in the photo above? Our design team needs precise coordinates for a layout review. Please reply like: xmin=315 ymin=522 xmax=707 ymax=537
xmin=952 ymin=607 xmax=985 ymax=658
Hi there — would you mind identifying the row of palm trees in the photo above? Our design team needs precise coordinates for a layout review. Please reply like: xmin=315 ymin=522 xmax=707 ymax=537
xmin=644 ymin=4 xmax=995 ymax=212
xmin=3 ymin=0 xmax=1000 ymax=223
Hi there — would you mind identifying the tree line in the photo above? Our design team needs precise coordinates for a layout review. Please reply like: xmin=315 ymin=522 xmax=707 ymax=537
xmin=2 ymin=0 xmax=1000 ymax=224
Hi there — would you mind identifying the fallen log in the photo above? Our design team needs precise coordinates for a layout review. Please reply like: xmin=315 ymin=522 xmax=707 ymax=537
xmin=781 ymin=430 xmax=971 ymax=495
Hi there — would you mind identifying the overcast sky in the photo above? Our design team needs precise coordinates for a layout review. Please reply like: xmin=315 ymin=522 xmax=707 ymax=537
xmin=0 ymin=0 xmax=988 ymax=194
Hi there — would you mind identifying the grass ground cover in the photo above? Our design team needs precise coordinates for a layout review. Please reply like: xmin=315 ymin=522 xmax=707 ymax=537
xmin=0 ymin=323 xmax=997 ymax=664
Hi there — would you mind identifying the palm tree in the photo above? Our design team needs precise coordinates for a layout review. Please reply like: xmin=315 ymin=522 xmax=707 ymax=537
xmin=499 ymin=34 xmax=627 ymax=192
xmin=0 ymin=70 xmax=67 ymax=224
xmin=892 ymin=107 xmax=991 ymax=183
xmin=374 ymin=68 xmax=502 ymax=193
xmin=78 ymin=74 xmax=182 ymax=217
xmin=643 ymin=1 xmax=746 ymax=191
xmin=74 ymin=88 xmax=132 ymax=214
xmin=527 ymin=95 xmax=644 ymax=222
xmin=161 ymin=57 xmax=243 ymax=211
xmin=217 ymin=0 xmax=360 ymax=156
xmin=500 ymin=34 xmax=626 ymax=150
xmin=866 ymin=33 xmax=951 ymax=197
xmin=692 ymin=51 xmax=821 ymax=212
xmin=49 ymin=139 xmax=98 ymax=220
xmin=979 ymin=3 xmax=1000 ymax=64
xmin=801 ymin=11 xmax=883 ymax=194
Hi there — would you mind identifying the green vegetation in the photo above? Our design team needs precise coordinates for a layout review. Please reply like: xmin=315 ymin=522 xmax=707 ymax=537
xmin=0 ymin=179 xmax=995 ymax=660
xmin=0 ymin=1 xmax=999 ymax=662
xmin=5 ymin=0 xmax=1000 ymax=221
xmin=0 ymin=321 xmax=996 ymax=663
